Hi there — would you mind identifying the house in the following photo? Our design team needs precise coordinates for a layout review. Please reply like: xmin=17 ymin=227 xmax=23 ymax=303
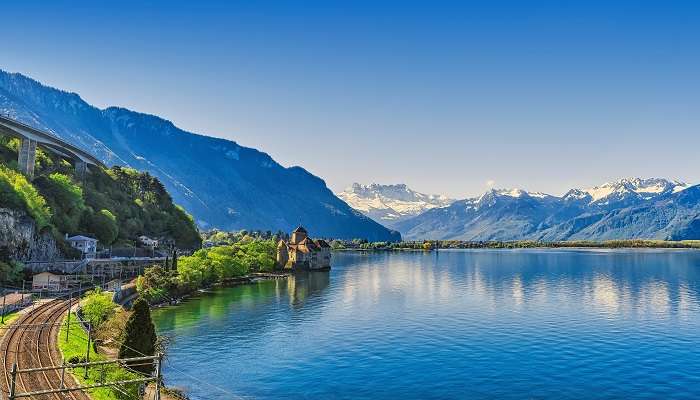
xmin=276 ymin=226 xmax=331 ymax=271
xmin=138 ymin=235 xmax=159 ymax=248
xmin=32 ymin=271 xmax=70 ymax=292
xmin=66 ymin=235 xmax=98 ymax=259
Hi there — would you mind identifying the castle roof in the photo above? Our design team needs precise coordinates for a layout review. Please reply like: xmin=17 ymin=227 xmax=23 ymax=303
xmin=314 ymin=239 xmax=331 ymax=248
xmin=292 ymin=226 xmax=308 ymax=234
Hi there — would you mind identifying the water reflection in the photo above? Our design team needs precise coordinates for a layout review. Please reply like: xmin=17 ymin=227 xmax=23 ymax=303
xmin=286 ymin=271 xmax=330 ymax=308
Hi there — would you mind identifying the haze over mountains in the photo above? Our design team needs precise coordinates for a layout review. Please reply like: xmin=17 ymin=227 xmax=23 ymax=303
xmin=336 ymin=183 xmax=454 ymax=229
xmin=395 ymin=178 xmax=700 ymax=241
xmin=0 ymin=70 xmax=399 ymax=241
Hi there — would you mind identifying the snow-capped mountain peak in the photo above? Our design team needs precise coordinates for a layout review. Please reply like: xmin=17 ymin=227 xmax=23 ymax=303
xmin=394 ymin=176 xmax=699 ymax=241
xmin=583 ymin=178 xmax=688 ymax=204
xmin=337 ymin=183 xmax=454 ymax=228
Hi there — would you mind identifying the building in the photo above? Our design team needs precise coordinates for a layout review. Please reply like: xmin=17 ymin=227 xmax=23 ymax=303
xmin=66 ymin=235 xmax=98 ymax=259
xmin=32 ymin=271 xmax=70 ymax=292
xmin=138 ymin=235 xmax=159 ymax=248
xmin=276 ymin=226 xmax=331 ymax=271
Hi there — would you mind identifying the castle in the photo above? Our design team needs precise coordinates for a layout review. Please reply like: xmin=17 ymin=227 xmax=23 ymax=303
xmin=276 ymin=226 xmax=331 ymax=271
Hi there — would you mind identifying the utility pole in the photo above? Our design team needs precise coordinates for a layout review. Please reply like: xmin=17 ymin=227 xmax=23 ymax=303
xmin=154 ymin=352 xmax=163 ymax=400
xmin=9 ymin=363 xmax=17 ymax=400
xmin=66 ymin=292 xmax=72 ymax=343
xmin=84 ymin=323 xmax=92 ymax=379
xmin=60 ymin=358 xmax=66 ymax=389
xmin=1 ymin=293 xmax=6 ymax=324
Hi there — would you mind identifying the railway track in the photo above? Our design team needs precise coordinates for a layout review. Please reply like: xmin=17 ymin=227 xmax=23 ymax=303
xmin=0 ymin=299 xmax=90 ymax=400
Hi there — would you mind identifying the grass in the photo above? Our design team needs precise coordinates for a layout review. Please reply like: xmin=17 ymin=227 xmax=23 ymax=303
xmin=0 ymin=310 xmax=21 ymax=326
xmin=58 ymin=312 xmax=142 ymax=400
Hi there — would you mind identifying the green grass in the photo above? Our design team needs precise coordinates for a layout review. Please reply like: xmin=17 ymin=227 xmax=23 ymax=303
xmin=58 ymin=312 xmax=142 ymax=400
xmin=0 ymin=310 xmax=21 ymax=327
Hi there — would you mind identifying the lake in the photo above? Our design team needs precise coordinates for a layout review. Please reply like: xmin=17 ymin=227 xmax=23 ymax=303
xmin=152 ymin=249 xmax=700 ymax=399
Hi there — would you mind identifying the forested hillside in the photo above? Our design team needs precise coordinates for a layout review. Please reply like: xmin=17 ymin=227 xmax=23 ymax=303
xmin=0 ymin=135 xmax=201 ymax=260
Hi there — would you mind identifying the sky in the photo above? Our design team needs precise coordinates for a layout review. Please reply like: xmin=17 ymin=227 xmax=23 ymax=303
xmin=1 ymin=0 xmax=699 ymax=199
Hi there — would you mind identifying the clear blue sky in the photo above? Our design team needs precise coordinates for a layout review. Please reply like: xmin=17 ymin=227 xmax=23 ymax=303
xmin=2 ymin=0 xmax=699 ymax=198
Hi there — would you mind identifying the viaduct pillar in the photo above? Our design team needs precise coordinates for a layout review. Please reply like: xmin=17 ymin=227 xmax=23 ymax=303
xmin=17 ymin=138 xmax=37 ymax=179
xmin=75 ymin=160 xmax=88 ymax=180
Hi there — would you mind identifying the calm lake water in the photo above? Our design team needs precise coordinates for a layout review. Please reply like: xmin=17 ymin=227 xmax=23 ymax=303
xmin=152 ymin=249 xmax=700 ymax=399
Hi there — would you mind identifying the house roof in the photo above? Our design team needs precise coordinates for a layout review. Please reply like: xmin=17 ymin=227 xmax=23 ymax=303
xmin=34 ymin=270 xmax=70 ymax=276
xmin=67 ymin=235 xmax=97 ymax=242
xmin=292 ymin=226 xmax=308 ymax=234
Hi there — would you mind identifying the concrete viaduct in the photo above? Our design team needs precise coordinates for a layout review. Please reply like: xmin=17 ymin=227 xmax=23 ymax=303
xmin=0 ymin=115 xmax=104 ymax=179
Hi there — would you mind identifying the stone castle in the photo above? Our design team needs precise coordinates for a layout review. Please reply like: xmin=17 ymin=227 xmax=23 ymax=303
xmin=276 ymin=226 xmax=331 ymax=271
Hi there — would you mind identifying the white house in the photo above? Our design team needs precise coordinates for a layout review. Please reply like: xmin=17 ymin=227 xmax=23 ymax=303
xmin=138 ymin=235 xmax=159 ymax=248
xmin=32 ymin=271 xmax=70 ymax=292
xmin=66 ymin=235 xmax=98 ymax=258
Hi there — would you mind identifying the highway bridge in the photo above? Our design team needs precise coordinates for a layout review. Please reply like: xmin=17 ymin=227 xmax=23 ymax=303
xmin=0 ymin=115 xmax=104 ymax=179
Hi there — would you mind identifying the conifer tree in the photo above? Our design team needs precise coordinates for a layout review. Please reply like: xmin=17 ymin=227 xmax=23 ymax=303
xmin=171 ymin=248 xmax=178 ymax=272
xmin=119 ymin=297 xmax=156 ymax=374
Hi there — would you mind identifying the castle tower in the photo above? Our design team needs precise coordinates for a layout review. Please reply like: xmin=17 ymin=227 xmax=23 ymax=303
xmin=290 ymin=226 xmax=308 ymax=244
xmin=276 ymin=239 xmax=289 ymax=268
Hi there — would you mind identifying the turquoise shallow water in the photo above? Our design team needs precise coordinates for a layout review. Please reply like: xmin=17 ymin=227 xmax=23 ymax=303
xmin=152 ymin=249 xmax=700 ymax=399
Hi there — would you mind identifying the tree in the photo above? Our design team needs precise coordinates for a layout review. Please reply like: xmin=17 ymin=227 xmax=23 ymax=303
xmin=171 ymin=248 xmax=178 ymax=272
xmin=81 ymin=288 xmax=116 ymax=329
xmin=35 ymin=173 xmax=85 ymax=233
xmin=0 ymin=261 xmax=23 ymax=285
xmin=119 ymin=297 xmax=157 ymax=374
xmin=91 ymin=209 xmax=119 ymax=244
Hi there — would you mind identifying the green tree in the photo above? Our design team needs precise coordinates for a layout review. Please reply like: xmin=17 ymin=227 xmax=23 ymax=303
xmin=35 ymin=173 xmax=85 ymax=233
xmin=91 ymin=209 xmax=119 ymax=244
xmin=0 ymin=261 xmax=24 ymax=285
xmin=119 ymin=297 xmax=157 ymax=374
xmin=81 ymin=288 xmax=116 ymax=329
xmin=0 ymin=165 xmax=51 ymax=228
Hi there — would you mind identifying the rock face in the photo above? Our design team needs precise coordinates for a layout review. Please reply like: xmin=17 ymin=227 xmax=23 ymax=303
xmin=396 ymin=179 xmax=700 ymax=241
xmin=0 ymin=208 xmax=61 ymax=261
xmin=0 ymin=70 xmax=399 ymax=242
xmin=336 ymin=183 xmax=454 ymax=229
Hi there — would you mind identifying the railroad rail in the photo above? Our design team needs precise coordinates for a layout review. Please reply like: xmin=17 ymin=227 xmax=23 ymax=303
xmin=0 ymin=299 xmax=90 ymax=400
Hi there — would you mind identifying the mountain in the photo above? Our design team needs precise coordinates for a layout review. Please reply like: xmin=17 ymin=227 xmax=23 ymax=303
xmin=396 ymin=178 xmax=700 ymax=241
xmin=0 ymin=70 xmax=400 ymax=241
xmin=336 ymin=183 xmax=454 ymax=228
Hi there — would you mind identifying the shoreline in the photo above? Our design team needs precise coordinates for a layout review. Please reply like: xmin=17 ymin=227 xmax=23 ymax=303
xmin=333 ymin=246 xmax=700 ymax=252
xmin=148 ymin=271 xmax=292 ymax=308
xmin=333 ymin=242 xmax=700 ymax=252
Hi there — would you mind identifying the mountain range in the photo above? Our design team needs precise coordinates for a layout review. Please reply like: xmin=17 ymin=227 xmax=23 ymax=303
xmin=395 ymin=178 xmax=700 ymax=241
xmin=0 ymin=70 xmax=400 ymax=241
xmin=336 ymin=183 xmax=454 ymax=229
